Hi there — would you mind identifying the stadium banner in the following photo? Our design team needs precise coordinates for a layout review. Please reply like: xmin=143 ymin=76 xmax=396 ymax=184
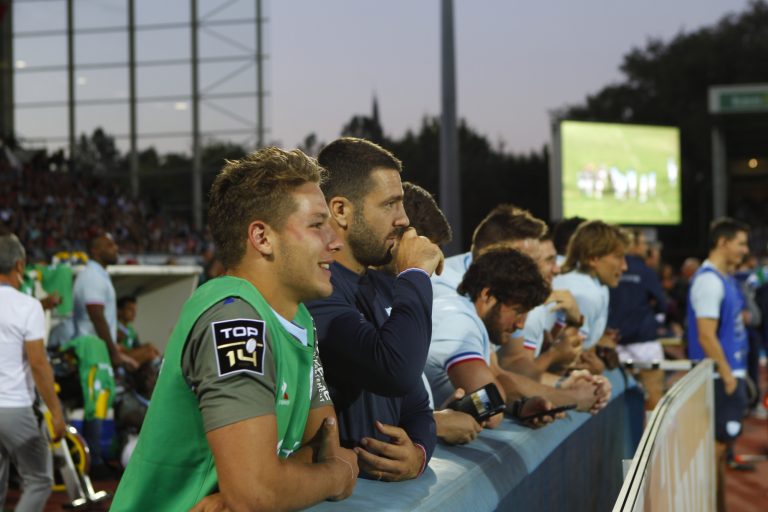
xmin=613 ymin=360 xmax=715 ymax=512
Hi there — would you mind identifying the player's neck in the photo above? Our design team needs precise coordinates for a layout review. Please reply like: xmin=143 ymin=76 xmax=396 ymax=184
xmin=333 ymin=247 xmax=365 ymax=275
xmin=226 ymin=266 xmax=299 ymax=321
xmin=0 ymin=274 xmax=18 ymax=288
xmin=708 ymin=252 xmax=730 ymax=275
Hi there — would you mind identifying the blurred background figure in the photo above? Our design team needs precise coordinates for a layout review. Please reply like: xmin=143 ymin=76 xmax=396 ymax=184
xmin=116 ymin=296 xmax=160 ymax=366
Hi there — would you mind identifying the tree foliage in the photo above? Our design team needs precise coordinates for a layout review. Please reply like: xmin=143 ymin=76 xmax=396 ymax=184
xmin=561 ymin=0 xmax=768 ymax=254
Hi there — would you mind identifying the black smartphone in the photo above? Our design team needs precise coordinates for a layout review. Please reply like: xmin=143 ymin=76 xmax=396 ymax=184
xmin=517 ymin=403 xmax=577 ymax=422
xmin=446 ymin=383 xmax=506 ymax=422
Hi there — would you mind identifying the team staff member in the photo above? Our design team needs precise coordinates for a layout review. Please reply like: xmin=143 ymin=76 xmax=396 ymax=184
xmin=308 ymin=137 xmax=443 ymax=481
xmin=687 ymin=218 xmax=750 ymax=512
xmin=72 ymin=232 xmax=137 ymax=475
xmin=0 ymin=233 xmax=66 ymax=511
xmin=112 ymin=148 xmax=358 ymax=511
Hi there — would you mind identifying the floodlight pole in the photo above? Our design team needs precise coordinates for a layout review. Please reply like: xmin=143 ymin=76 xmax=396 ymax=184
xmin=66 ymin=0 xmax=75 ymax=171
xmin=439 ymin=0 xmax=462 ymax=256
xmin=191 ymin=0 xmax=203 ymax=230
xmin=128 ymin=0 xmax=139 ymax=197
xmin=255 ymin=0 xmax=264 ymax=148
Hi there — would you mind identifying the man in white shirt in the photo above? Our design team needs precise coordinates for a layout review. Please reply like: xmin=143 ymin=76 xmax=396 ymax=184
xmin=497 ymin=235 xmax=586 ymax=384
xmin=431 ymin=204 xmax=547 ymax=300
xmin=0 ymin=233 xmax=66 ymax=511
xmin=72 ymin=232 xmax=136 ymax=475
xmin=427 ymin=248 xmax=602 ymax=429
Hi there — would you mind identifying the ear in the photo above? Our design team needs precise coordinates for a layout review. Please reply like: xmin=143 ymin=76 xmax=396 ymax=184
xmin=328 ymin=196 xmax=353 ymax=229
xmin=14 ymin=259 xmax=24 ymax=275
xmin=247 ymin=220 xmax=273 ymax=257
xmin=476 ymin=287 xmax=497 ymax=316
xmin=479 ymin=287 xmax=496 ymax=306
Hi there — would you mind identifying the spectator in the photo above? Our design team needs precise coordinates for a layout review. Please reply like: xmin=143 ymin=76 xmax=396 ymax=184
xmin=428 ymin=247 xmax=602 ymax=428
xmin=307 ymin=137 xmax=443 ymax=481
xmin=554 ymin=220 xmax=630 ymax=373
xmin=432 ymin=204 xmax=546 ymax=300
xmin=497 ymin=234 xmax=587 ymax=384
xmin=112 ymin=147 xmax=357 ymax=511
xmin=607 ymin=229 xmax=668 ymax=409
xmin=386 ymin=182 xmax=482 ymax=445
xmin=0 ymin=233 xmax=66 ymax=511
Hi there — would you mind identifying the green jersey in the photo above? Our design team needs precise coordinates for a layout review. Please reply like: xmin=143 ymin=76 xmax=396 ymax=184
xmin=111 ymin=276 xmax=320 ymax=511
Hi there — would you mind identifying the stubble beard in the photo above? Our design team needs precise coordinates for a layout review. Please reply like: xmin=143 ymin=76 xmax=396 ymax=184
xmin=482 ymin=303 xmax=504 ymax=347
xmin=347 ymin=209 xmax=394 ymax=267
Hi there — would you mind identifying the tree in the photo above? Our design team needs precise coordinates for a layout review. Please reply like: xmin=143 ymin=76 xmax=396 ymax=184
xmin=74 ymin=127 xmax=122 ymax=174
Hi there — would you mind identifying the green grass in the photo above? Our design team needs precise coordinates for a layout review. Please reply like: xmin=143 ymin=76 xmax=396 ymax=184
xmin=561 ymin=121 xmax=681 ymax=225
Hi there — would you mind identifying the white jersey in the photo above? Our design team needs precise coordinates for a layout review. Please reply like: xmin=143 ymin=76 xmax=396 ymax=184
xmin=521 ymin=303 xmax=558 ymax=357
xmin=431 ymin=251 xmax=472 ymax=300
xmin=72 ymin=260 xmax=117 ymax=342
xmin=427 ymin=293 xmax=492 ymax=407
xmin=552 ymin=271 xmax=608 ymax=349
xmin=0 ymin=285 xmax=47 ymax=407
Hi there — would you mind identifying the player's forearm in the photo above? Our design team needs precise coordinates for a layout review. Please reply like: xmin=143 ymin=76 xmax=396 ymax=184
xmin=533 ymin=349 xmax=556 ymax=375
xmin=698 ymin=332 xmax=732 ymax=377
xmin=91 ymin=315 xmax=119 ymax=359
xmin=496 ymin=370 xmax=577 ymax=407
xmin=221 ymin=459 xmax=350 ymax=512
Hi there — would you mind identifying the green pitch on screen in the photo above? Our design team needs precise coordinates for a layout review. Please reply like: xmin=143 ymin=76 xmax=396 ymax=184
xmin=561 ymin=120 xmax=681 ymax=225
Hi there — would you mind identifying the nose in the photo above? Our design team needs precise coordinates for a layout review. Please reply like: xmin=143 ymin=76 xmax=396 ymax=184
xmin=325 ymin=225 xmax=343 ymax=253
xmin=621 ymin=257 xmax=628 ymax=272
xmin=394 ymin=202 xmax=409 ymax=228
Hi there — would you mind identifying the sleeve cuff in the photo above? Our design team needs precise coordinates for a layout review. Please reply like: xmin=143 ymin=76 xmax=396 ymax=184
xmin=414 ymin=443 xmax=427 ymax=476
xmin=397 ymin=268 xmax=431 ymax=279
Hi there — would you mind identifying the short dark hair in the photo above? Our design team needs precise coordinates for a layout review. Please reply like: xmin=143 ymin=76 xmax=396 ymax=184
xmin=87 ymin=231 xmax=110 ymax=255
xmin=208 ymin=147 xmax=325 ymax=269
xmin=471 ymin=204 xmax=547 ymax=258
xmin=552 ymin=216 xmax=586 ymax=255
xmin=709 ymin=217 xmax=749 ymax=250
xmin=317 ymin=137 xmax=402 ymax=205
xmin=402 ymin=182 xmax=452 ymax=246
xmin=457 ymin=247 xmax=550 ymax=311
xmin=118 ymin=296 xmax=137 ymax=310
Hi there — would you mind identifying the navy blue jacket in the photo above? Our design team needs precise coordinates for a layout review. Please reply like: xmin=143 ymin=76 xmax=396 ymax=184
xmin=306 ymin=262 xmax=436 ymax=471
xmin=608 ymin=254 xmax=667 ymax=344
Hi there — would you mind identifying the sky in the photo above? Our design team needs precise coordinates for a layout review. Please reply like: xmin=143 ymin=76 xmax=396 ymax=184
xmin=11 ymin=0 xmax=754 ymax=156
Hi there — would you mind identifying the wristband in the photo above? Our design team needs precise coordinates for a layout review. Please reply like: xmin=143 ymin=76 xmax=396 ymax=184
xmin=554 ymin=375 xmax=568 ymax=389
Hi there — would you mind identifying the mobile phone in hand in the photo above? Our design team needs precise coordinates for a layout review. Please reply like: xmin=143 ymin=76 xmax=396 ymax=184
xmin=446 ymin=383 xmax=506 ymax=422
xmin=517 ymin=403 xmax=577 ymax=422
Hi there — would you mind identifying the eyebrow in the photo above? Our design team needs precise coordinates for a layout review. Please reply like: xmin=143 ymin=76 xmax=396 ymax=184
xmin=380 ymin=193 xmax=404 ymax=205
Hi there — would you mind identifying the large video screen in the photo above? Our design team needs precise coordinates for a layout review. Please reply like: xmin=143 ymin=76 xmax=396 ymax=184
xmin=561 ymin=120 xmax=681 ymax=225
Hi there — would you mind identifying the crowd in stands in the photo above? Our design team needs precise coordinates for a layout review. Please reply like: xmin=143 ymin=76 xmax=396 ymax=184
xmin=2 ymin=137 xmax=767 ymax=511
xmin=0 ymin=145 xmax=209 ymax=261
